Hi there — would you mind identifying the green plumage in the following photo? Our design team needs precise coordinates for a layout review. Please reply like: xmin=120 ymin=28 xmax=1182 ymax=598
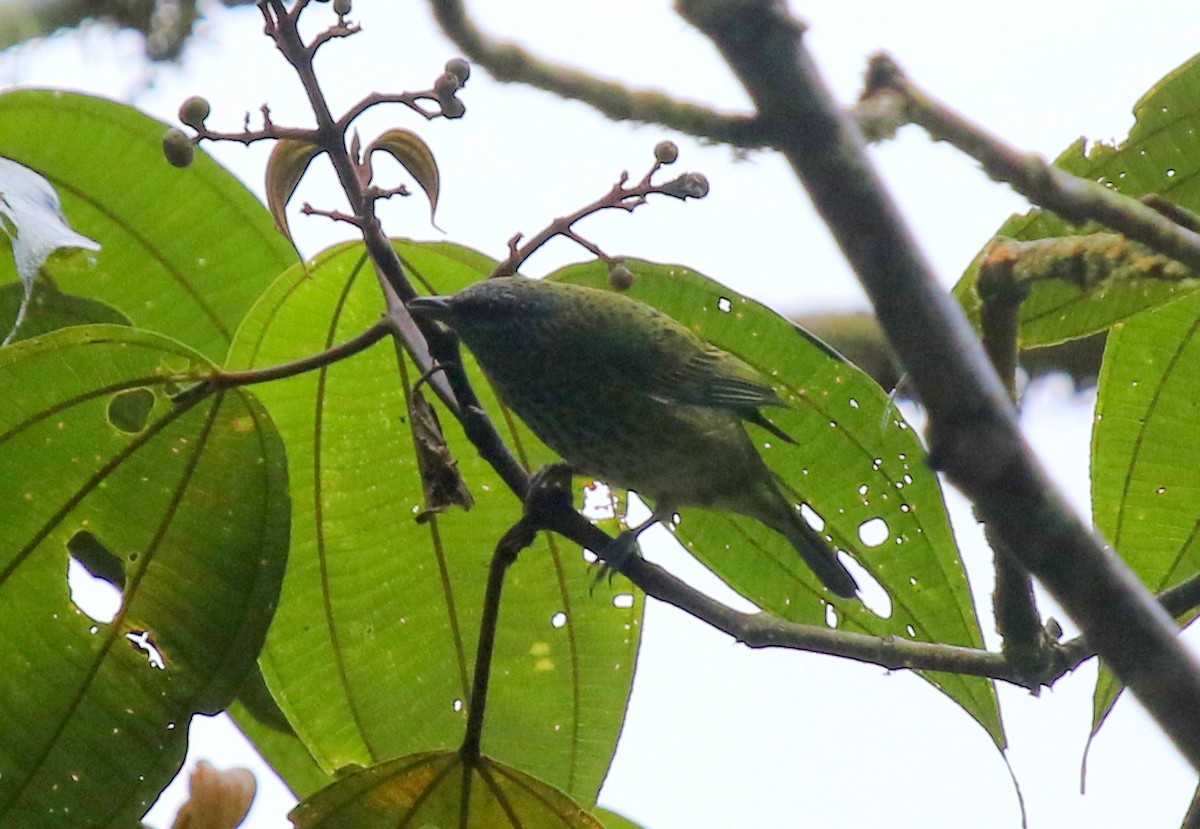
xmin=408 ymin=276 xmax=858 ymax=598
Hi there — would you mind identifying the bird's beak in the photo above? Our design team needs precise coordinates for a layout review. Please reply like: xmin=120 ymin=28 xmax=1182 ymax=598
xmin=407 ymin=295 xmax=454 ymax=321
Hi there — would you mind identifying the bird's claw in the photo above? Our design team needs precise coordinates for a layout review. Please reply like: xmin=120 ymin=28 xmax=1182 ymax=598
xmin=589 ymin=530 xmax=640 ymax=594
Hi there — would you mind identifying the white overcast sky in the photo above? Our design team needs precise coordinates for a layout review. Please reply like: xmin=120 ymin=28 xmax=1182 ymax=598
xmin=6 ymin=2 xmax=1200 ymax=827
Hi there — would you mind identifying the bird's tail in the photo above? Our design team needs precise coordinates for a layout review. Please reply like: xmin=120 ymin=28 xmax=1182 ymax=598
xmin=754 ymin=486 xmax=859 ymax=598
xmin=783 ymin=512 xmax=860 ymax=598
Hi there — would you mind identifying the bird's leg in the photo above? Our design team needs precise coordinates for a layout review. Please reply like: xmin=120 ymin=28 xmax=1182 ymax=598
xmin=590 ymin=502 xmax=673 ymax=588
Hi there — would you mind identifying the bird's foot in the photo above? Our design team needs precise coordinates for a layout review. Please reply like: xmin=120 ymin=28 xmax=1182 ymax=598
xmin=590 ymin=530 xmax=641 ymax=592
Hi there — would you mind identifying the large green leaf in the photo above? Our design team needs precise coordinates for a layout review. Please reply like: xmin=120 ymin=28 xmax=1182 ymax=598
xmin=228 ymin=665 xmax=334 ymax=800
xmin=227 ymin=240 xmax=642 ymax=805
xmin=954 ymin=54 xmax=1200 ymax=346
xmin=552 ymin=261 xmax=1002 ymax=747
xmin=0 ymin=280 xmax=130 ymax=344
xmin=0 ymin=325 xmax=289 ymax=826
xmin=1090 ymin=290 xmax=1200 ymax=738
xmin=0 ymin=90 xmax=296 ymax=361
xmin=290 ymin=751 xmax=602 ymax=829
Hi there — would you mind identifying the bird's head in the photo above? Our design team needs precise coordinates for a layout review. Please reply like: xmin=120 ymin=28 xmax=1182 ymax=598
xmin=407 ymin=277 xmax=568 ymax=338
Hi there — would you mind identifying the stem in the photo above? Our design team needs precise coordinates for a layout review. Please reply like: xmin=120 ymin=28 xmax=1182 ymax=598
xmin=460 ymin=520 xmax=532 ymax=761
xmin=489 ymin=168 xmax=701 ymax=278
xmin=976 ymin=252 xmax=1046 ymax=671
xmin=212 ymin=319 xmax=389 ymax=387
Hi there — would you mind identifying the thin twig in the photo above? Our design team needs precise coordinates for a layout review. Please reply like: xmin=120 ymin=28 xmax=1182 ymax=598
xmin=212 ymin=319 xmax=390 ymax=387
xmin=460 ymin=520 xmax=533 ymax=761
xmin=975 ymin=253 xmax=1048 ymax=671
xmin=339 ymin=91 xmax=444 ymax=126
xmin=490 ymin=164 xmax=708 ymax=277
xmin=860 ymin=53 xmax=1200 ymax=274
xmin=427 ymin=0 xmax=773 ymax=148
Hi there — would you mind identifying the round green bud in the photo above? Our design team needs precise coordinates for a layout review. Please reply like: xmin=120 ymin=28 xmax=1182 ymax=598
xmin=608 ymin=263 xmax=635 ymax=291
xmin=659 ymin=172 xmax=710 ymax=200
xmin=333 ymin=0 xmax=351 ymax=15
xmin=162 ymin=128 xmax=195 ymax=168
xmin=434 ymin=71 xmax=461 ymax=100
xmin=441 ymin=97 xmax=466 ymax=119
xmin=445 ymin=57 xmax=471 ymax=85
xmin=654 ymin=141 xmax=679 ymax=164
xmin=178 ymin=95 xmax=210 ymax=129
xmin=681 ymin=172 xmax=710 ymax=198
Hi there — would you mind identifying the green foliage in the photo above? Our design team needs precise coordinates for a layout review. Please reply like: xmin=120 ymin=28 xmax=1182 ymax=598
xmin=1090 ymin=292 xmax=1200 ymax=736
xmin=0 ymin=90 xmax=296 ymax=360
xmin=954 ymin=54 xmax=1200 ymax=346
xmin=954 ymin=54 xmax=1200 ymax=750
xmin=0 ymin=81 xmax=990 ymax=826
xmin=0 ymin=280 xmax=130 ymax=343
xmin=7 ymin=40 xmax=1200 ymax=827
xmin=0 ymin=326 xmax=289 ymax=826
xmin=226 ymin=239 xmax=643 ymax=807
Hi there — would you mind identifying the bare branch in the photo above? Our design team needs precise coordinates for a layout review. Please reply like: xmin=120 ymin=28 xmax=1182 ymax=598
xmin=860 ymin=53 xmax=1200 ymax=273
xmin=675 ymin=0 xmax=1200 ymax=767
xmin=427 ymin=0 xmax=772 ymax=147
xmin=491 ymin=161 xmax=709 ymax=277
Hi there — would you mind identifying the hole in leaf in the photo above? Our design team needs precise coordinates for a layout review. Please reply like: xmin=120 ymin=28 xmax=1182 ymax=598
xmin=825 ymin=604 xmax=839 ymax=628
xmin=838 ymin=554 xmax=892 ymax=619
xmin=717 ymin=297 xmax=732 ymax=313
xmin=612 ymin=593 xmax=634 ymax=609
xmin=68 ymin=530 xmax=126 ymax=591
xmin=799 ymin=503 xmax=825 ymax=532
xmin=551 ymin=612 xmax=568 ymax=628
xmin=126 ymin=630 xmax=166 ymax=670
xmin=581 ymin=482 xmax=616 ymax=521
xmin=453 ymin=699 xmax=463 ymax=712
xmin=857 ymin=517 xmax=890 ymax=547
xmin=67 ymin=532 xmax=124 ymax=623
xmin=107 ymin=388 xmax=155 ymax=434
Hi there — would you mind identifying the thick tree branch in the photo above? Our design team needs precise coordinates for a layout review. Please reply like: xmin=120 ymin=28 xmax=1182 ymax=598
xmin=427 ymin=0 xmax=771 ymax=147
xmin=674 ymin=0 xmax=1200 ymax=767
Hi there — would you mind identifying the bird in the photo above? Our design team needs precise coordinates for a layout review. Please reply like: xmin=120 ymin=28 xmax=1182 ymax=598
xmin=407 ymin=276 xmax=859 ymax=598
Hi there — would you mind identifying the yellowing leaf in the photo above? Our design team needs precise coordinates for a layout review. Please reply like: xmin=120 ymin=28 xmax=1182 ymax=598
xmin=290 ymin=751 xmax=603 ymax=829
xmin=366 ymin=129 xmax=440 ymax=225
xmin=266 ymin=139 xmax=322 ymax=246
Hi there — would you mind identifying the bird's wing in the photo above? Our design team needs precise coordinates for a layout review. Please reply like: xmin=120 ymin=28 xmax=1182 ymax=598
xmin=656 ymin=345 xmax=786 ymax=409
